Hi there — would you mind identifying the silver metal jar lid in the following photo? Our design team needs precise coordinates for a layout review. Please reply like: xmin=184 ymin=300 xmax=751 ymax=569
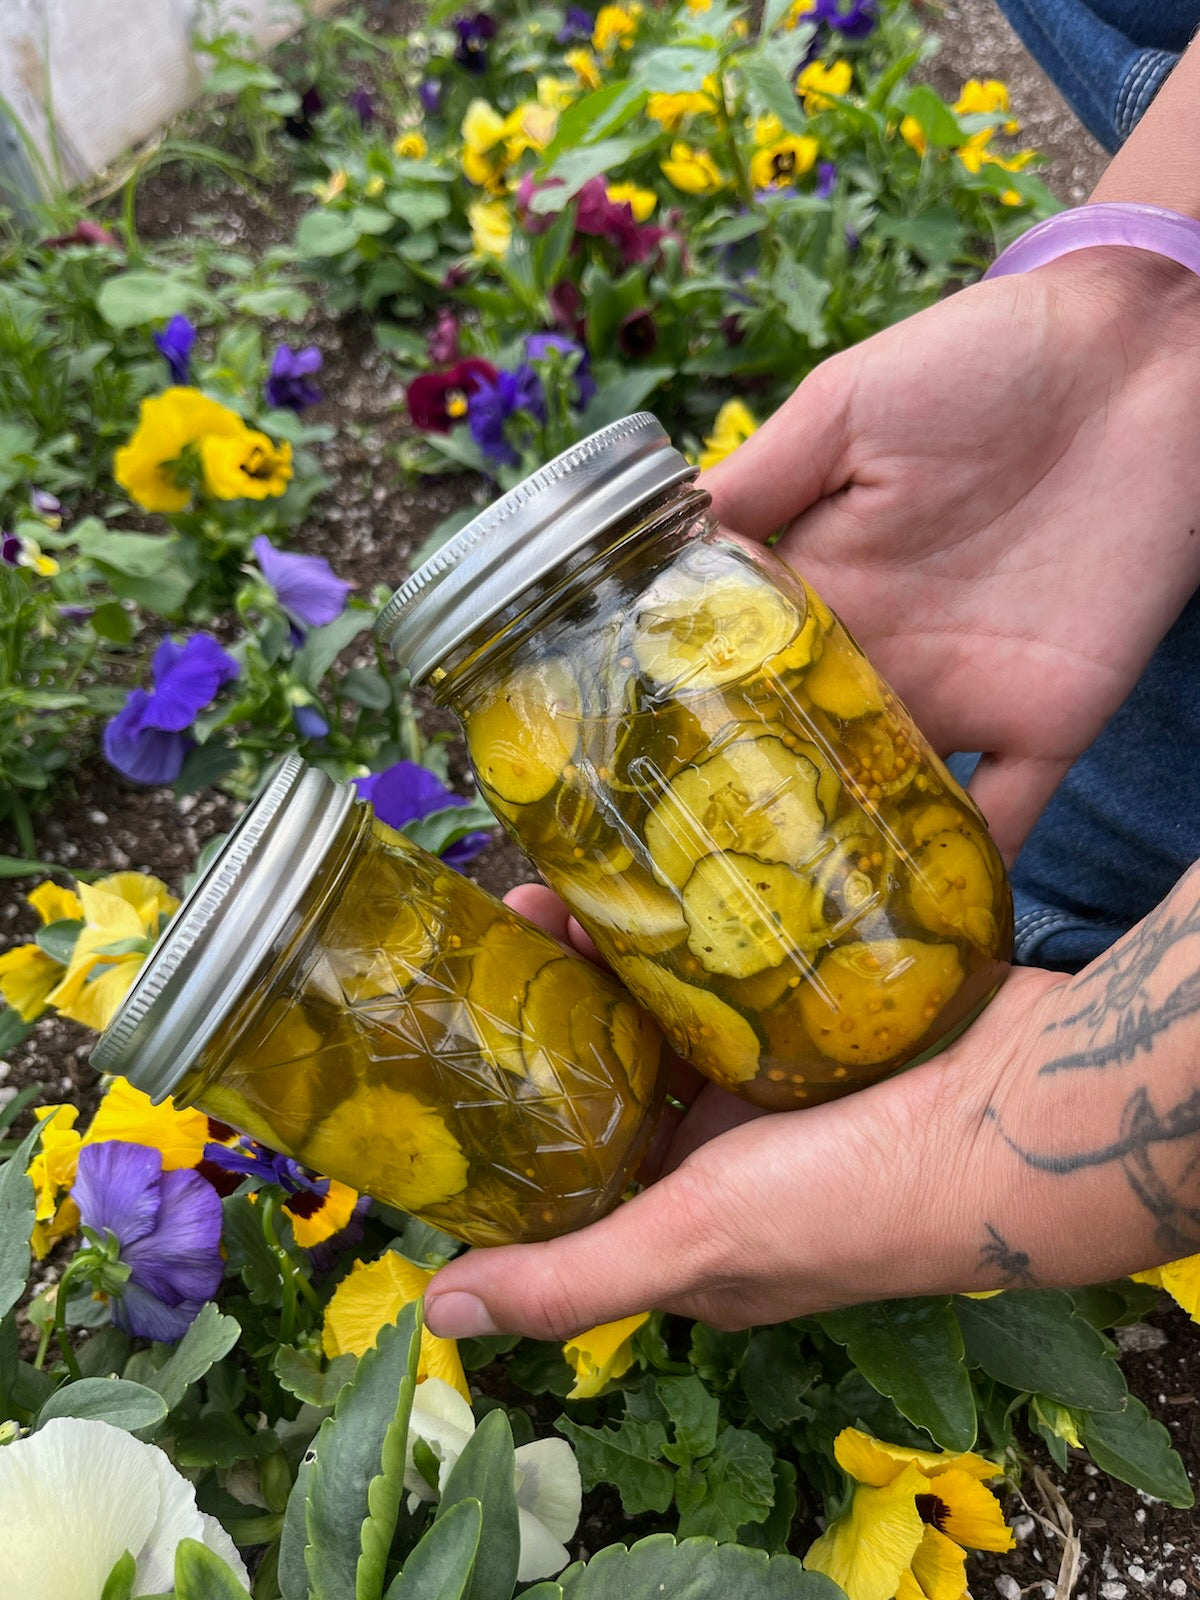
xmin=90 ymin=756 xmax=355 ymax=1103
xmin=376 ymin=412 xmax=697 ymax=684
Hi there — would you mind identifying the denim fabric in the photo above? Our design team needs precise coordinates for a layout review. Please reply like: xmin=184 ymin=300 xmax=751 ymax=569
xmin=946 ymin=589 xmax=1200 ymax=974
xmin=993 ymin=0 xmax=1195 ymax=148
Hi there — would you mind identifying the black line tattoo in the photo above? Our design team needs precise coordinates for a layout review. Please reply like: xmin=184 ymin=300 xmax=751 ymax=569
xmin=978 ymin=1223 xmax=1036 ymax=1285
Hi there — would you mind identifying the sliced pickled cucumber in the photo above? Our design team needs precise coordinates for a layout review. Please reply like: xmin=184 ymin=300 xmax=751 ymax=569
xmin=907 ymin=802 xmax=970 ymax=847
xmin=722 ymin=959 xmax=797 ymax=1012
xmin=549 ymin=864 xmax=688 ymax=955
xmin=909 ymin=830 xmax=1000 ymax=949
xmin=620 ymin=953 xmax=760 ymax=1088
xmin=467 ymin=657 xmax=581 ymax=805
xmin=760 ymin=600 xmax=823 ymax=677
xmin=521 ymin=955 xmax=609 ymax=1096
xmin=682 ymin=852 xmax=819 ymax=978
xmin=803 ymin=639 xmax=886 ymax=720
xmin=328 ymin=902 xmax=438 ymax=1006
xmin=632 ymin=567 xmax=801 ymax=693
xmin=465 ymin=921 xmax=554 ymax=1076
xmin=645 ymin=734 xmax=828 ymax=889
xmin=798 ymin=938 xmax=964 ymax=1066
xmin=606 ymin=997 xmax=663 ymax=1106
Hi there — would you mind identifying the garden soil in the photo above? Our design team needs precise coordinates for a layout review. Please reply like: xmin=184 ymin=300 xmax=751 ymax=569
xmin=3 ymin=3 xmax=1196 ymax=1594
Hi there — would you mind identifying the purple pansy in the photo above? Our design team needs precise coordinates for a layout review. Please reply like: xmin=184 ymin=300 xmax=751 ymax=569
xmin=453 ymin=12 xmax=497 ymax=73
xmin=294 ymin=704 xmax=330 ymax=740
xmin=817 ymin=0 xmax=878 ymax=36
xmin=355 ymin=760 xmax=491 ymax=867
xmin=30 ymin=488 xmax=62 ymax=521
xmin=252 ymin=536 xmax=352 ymax=634
xmin=466 ymin=363 xmax=545 ymax=467
xmin=816 ymin=160 xmax=838 ymax=199
xmin=1 ymin=531 xmax=22 ymax=566
xmin=524 ymin=332 xmax=596 ymax=408
xmin=556 ymin=6 xmax=593 ymax=43
xmin=154 ymin=315 xmax=196 ymax=386
xmin=418 ymin=78 xmax=444 ymax=115
xmin=349 ymin=87 xmax=376 ymax=125
xmin=73 ymin=1141 xmax=224 ymax=1342
xmin=265 ymin=344 xmax=323 ymax=412
xmin=104 ymin=634 xmax=239 ymax=785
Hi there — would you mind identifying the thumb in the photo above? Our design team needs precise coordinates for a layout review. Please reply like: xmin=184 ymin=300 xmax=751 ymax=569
xmin=424 ymin=1166 xmax=726 ymax=1341
xmin=699 ymin=356 xmax=851 ymax=541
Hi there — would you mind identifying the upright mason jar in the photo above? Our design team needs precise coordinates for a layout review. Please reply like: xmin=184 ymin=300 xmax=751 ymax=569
xmin=378 ymin=413 xmax=1013 ymax=1111
xmin=91 ymin=756 xmax=664 ymax=1246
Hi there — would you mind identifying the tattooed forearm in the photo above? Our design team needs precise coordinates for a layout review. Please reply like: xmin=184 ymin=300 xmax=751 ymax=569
xmin=987 ymin=1087 xmax=1200 ymax=1256
xmin=1039 ymin=864 xmax=1200 ymax=1076
xmin=978 ymin=1223 xmax=1036 ymax=1285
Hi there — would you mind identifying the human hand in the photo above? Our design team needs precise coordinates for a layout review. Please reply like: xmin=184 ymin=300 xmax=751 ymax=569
xmin=703 ymin=250 xmax=1200 ymax=863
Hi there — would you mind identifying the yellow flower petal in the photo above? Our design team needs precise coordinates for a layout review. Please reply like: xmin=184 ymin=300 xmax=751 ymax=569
xmin=28 ymin=882 xmax=82 ymax=926
xmin=0 ymin=944 xmax=63 ymax=1021
xmin=287 ymin=1178 xmax=360 ymax=1248
xmin=953 ymin=78 xmax=1011 ymax=119
xmin=84 ymin=1078 xmax=214 ymax=1170
xmin=592 ymin=4 xmax=637 ymax=56
xmin=646 ymin=89 xmax=714 ymax=132
xmin=564 ymin=48 xmax=602 ymax=92
xmin=49 ymin=956 xmax=140 ymax=1030
xmin=309 ymin=1087 xmax=469 ymax=1214
xmin=923 ymin=1467 xmax=1015 ymax=1553
xmin=322 ymin=1251 xmax=470 ymax=1400
xmin=200 ymin=429 xmax=292 ymax=501
xmin=798 ymin=59 xmax=852 ymax=114
xmin=469 ymin=198 xmax=513 ymax=258
xmin=834 ymin=1427 xmax=1002 ymax=1488
xmin=804 ymin=1463 xmax=928 ymax=1600
xmin=27 ymin=1106 xmax=81 ymax=1219
xmin=95 ymin=871 xmax=177 ymax=925
xmin=114 ymin=387 xmax=246 ymax=512
xmin=749 ymin=134 xmax=819 ymax=189
xmin=697 ymin=399 xmax=758 ymax=470
xmin=660 ymin=140 xmax=724 ymax=195
xmin=462 ymin=99 xmax=506 ymax=154
xmin=563 ymin=1312 xmax=649 ymax=1398
xmin=1135 ymin=1253 xmax=1200 ymax=1320
xmin=32 ymin=1195 xmax=80 ymax=1261
xmin=606 ymin=182 xmax=657 ymax=221
xmin=907 ymin=1525 xmax=969 ymax=1600
xmin=393 ymin=131 xmax=428 ymax=159
xmin=899 ymin=115 xmax=928 ymax=155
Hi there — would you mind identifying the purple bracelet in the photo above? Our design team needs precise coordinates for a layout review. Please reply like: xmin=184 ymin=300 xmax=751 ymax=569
xmin=984 ymin=201 xmax=1200 ymax=281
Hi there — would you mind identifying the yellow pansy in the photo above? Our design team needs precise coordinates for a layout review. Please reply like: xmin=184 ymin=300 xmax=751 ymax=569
xmin=286 ymin=1178 xmax=361 ymax=1248
xmin=782 ymin=0 xmax=818 ymax=26
xmin=114 ymin=387 xmax=247 ymax=513
xmin=805 ymin=1428 xmax=1013 ymax=1600
xmin=687 ymin=0 xmax=712 ymax=11
xmin=750 ymin=126 xmax=819 ymax=189
xmin=1133 ymin=1252 xmax=1200 ymax=1321
xmin=84 ymin=1078 xmax=216 ymax=1171
xmin=697 ymin=398 xmax=758 ymax=470
xmin=954 ymin=77 xmax=1019 ymax=135
xmin=26 ymin=1106 xmax=83 ymax=1259
xmin=606 ymin=181 xmax=657 ymax=221
xmin=563 ymin=1312 xmax=650 ymax=1398
xmin=660 ymin=140 xmax=724 ymax=195
xmin=798 ymin=59 xmax=853 ymax=114
xmin=592 ymin=4 xmax=638 ymax=57
xmin=646 ymin=88 xmax=715 ymax=132
xmin=312 ymin=1086 xmax=469 ymax=1213
xmin=469 ymin=199 xmax=513 ymax=258
xmin=199 ymin=429 xmax=292 ymax=502
xmin=0 ymin=944 xmax=62 ymax=1022
xmin=322 ymin=1250 xmax=471 ymax=1401
xmin=316 ymin=168 xmax=348 ymax=204
xmin=899 ymin=115 xmax=927 ymax=155
xmin=28 ymin=882 xmax=82 ymax=924
xmin=393 ymin=131 xmax=428 ymax=159
xmin=462 ymin=99 xmax=511 ymax=192
xmin=46 ymin=872 xmax=178 ymax=1032
xmin=564 ymin=47 xmax=602 ymax=92
xmin=538 ymin=75 xmax=578 ymax=111
xmin=502 ymin=101 xmax=559 ymax=160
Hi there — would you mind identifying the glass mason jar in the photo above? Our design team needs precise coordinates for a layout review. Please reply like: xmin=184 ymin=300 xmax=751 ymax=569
xmin=91 ymin=756 xmax=665 ymax=1246
xmin=377 ymin=413 xmax=1013 ymax=1111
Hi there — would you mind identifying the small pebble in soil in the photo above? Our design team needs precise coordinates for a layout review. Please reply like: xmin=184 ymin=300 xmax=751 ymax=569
xmin=1169 ymin=1581 xmax=1187 ymax=1596
xmin=1100 ymin=1585 xmax=1128 ymax=1600
xmin=1012 ymin=1515 xmax=1035 ymax=1540
xmin=993 ymin=1577 xmax=1020 ymax=1600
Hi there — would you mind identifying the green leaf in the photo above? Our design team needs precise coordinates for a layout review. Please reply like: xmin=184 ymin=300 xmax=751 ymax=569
xmin=0 ymin=854 xmax=60 ymax=879
xmin=955 ymin=1290 xmax=1128 ymax=1412
xmin=75 ymin=525 xmax=178 ymax=578
xmin=675 ymin=1426 xmax=776 ymax=1542
xmin=577 ymin=367 xmax=673 ymax=433
xmin=296 ymin=210 xmax=362 ymax=258
xmin=232 ymin=285 xmax=311 ymax=320
xmin=556 ymin=1414 xmax=675 ymax=1517
xmin=74 ymin=1325 xmax=131 ymax=1378
xmin=400 ymin=795 xmax=496 ymax=858
xmin=305 ymin=1308 xmax=422 ymax=1600
xmin=101 ymin=1551 xmax=137 ymax=1600
xmin=0 ymin=1009 xmax=35 ymax=1053
xmin=542 ymin=83 xmax=647 ymax=161
xmin=536 ymin=138 xmax=645 ymax=210
xmin=438 ymin=1408 xmax=520 ymax=1600
xmin=552 ymin=1533 xmax=842 ymax=1598
xmin=37 ymin=1376 xmax=168 ymax=1432
xmin=384 ymin=188 xmax=452 ymax=229
xmin=144 ymin=1302 xmax=241 ymax=1413
xmin=899 ymin=84 xmax=964 ymax=149
xmin=340 ymin=668 xmax=394 ymax=710
xmin=768 ymin=257 xmax=830 ymax=345
xmin=278 ymin=1457 xmax=313 ymax=1600
xmin=384 ymin=1495 xmax=482 ymax=1600
xmin=89 ymin=601 xmax=136 ymax=645
xmin=173 ymin=1538 xmax=253 ymax=1599
xmin=98 ymin=272 xmax=209 ymax=330
xmin=0 ymin=1119 xmax=42 ymax=1322
xmin=740 ymin=1327 xmax=816 ymax=1431
xmin=294 ymin=608 xmax=373 ymax=686
xmin=175 ymin=742 xmax=241 ymax=797
xmin=635 ymin=45 xmax=720 ymax=93
xmin=1080 ymin=1396 xmax=1194 ymax=1508
xmin=273 ymin=1344 xmax=358 ymax=1407
xmin=356 ymin=1308 xmax=421 ymax=1600
xmin=817 ymin=1298 xmax=977 ymax=1451
xmin=872 ymin=208 xmax=968 ymax=268
xmin=659 ymin=1375 xmax=720 ymax=1465
xmin=742 ymin=50 xmax=807 ymax=135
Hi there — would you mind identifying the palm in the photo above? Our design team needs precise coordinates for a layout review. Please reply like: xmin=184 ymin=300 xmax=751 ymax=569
xmin=705 ymin=260 xmax=1200 ymax=859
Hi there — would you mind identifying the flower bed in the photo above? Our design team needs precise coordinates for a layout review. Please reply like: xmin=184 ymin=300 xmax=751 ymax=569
xmin=1 ymin=3 xmax=1198 ymax=1598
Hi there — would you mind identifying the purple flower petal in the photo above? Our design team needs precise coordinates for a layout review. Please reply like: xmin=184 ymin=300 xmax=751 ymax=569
xmin=1 ymin=532 xmax=21 ymax=566
xmin=148 ymin=635 xmax=240 ymax=732
xmin=104 ymin=694 xmax=192 ymax=785
xmin=111 ymin=1283 xmax=207 ymax=1342
xmin=252 ymin=536 xmax=351 ymax=628
xmin=294 ymin=704 xmax=330 ymax=739
xmin=154 ymin=315 xmax=196 ymax=386
xmin=122 ymin=1167 xmax=224 ymax=1306
xmin=265 ymin=345 xmax=324 ymax=412
xmin=357 ymin=760 xmax=457 ymax=828
xmin=74 ymin=1143 xmax=163 ymax=1249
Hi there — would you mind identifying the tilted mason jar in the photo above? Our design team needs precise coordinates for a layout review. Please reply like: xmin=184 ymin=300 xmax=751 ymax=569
xmin=90 ymin=756 xmax=665 ymax=1246
xmin=377 ymin=413 xmax=1014 ymax=1111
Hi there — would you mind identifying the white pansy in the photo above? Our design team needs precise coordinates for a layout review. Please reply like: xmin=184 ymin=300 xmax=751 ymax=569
xmin=1 ymin=1417 xmax=250 ymax=1599
xmin=405 ymin=1377 xmax=582 ymax=1582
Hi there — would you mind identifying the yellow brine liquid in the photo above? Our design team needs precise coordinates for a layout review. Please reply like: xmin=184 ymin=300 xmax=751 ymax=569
xmin=460 ymin=536 xmax=1012 ymax=1110
xmin=180 ymin=817 xmax=664 ymax=1246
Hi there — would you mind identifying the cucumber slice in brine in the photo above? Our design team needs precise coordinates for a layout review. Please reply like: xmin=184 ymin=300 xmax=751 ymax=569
xmin=909 ymin=830 xmax=1001 ymax=950
xmin=619 ymin=953 xmax=761 ymax=1088
xmin=467 ymin=657 xmax=582 ymax=805
xmin=632 ymin=566 xmax=801 ymax=693
xmin=645 ymin=733 xmax=828 ymax=889
xmin=798 ymin=938 xmax=964 ymax=1066
xmin=681 ymin=852 xmax=819 ymax=978
xmin=465 ymin=921 xmax=557 ymax=1076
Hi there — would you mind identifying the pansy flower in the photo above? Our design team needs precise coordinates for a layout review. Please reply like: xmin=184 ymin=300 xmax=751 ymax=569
xmin=454 ymin=11 xmax=497 ymax=74
xmin=660 ymin=141 xmax=725 ymax=195
xmin=419 ymin=77 xmax=444 ymax=115
xmin=563 ymin=1312 xmax=649 ymax=1398
xmin=199 ymin=427 xmax=293 ymax=501
xmin=406 ymin=357 xmax=499 ymax=432
xmin=355 ymin=760 xmax=491 ymax=867
xmin=104 ymin=634 xmax=239 ymax=787
xmin=797 ymin=57 xmax=853 ymax=113
xmin=525 ymin=331 xmax=596 ymax=408
xmin=45 ymin=872 xmax=179 ymax=1031
xmin=113 ymin=386 xmax=246 ymax=512
xmin=252 ymin=535 xmax=351 ymax=635
xmin=153 ymin=315 xmax=196 ymax=386
xmin=467 ymin=363 xmax=545 ymax=467
xmin=697 ymin=399 xmax=759 ymax=470
xmin=265 ymin=344 xmax=323 ymax=411
xmin=556 ymin=6 xmax=593 ymax=44
xmin=749 ymin=115 xmax=819 ymax=189
xmin=203 ymin=1135 xmax=361 ymax=1247
xmin=323 ymin=1249 xmax=471 ymax=1397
